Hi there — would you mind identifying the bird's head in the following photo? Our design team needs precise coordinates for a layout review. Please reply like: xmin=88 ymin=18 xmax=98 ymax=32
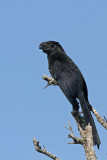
xmin=39 ymin=41 xmax=64 ymax=54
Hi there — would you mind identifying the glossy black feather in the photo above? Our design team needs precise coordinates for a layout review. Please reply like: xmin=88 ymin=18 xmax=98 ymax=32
xmin=39 ymin=41 xmax=101 ymax=147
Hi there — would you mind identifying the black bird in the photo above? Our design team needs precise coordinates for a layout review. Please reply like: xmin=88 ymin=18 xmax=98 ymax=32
xmin=39 ymin=41 xmax=101 ymax=148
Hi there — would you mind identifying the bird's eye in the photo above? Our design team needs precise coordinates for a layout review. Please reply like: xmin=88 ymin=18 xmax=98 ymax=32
xmin=50 ymin=44 xmax=54 ymax=48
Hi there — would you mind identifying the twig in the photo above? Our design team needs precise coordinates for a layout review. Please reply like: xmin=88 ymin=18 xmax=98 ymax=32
xmin=42 ymin=74 xmax=57 ymax=88
xmin=91 ymin=107 xmax=107 ymax=130
xmin=33 ymin=138 xmax=61 ymax=160
xmin=65 ymin=121 xmax=84 ymax=145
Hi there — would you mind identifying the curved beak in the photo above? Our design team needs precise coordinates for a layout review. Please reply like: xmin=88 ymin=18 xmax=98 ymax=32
xmin=39 ymin=44 xmax=43 ymax=50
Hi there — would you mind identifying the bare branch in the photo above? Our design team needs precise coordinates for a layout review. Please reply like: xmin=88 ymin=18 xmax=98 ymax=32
xmin=42 ymin=74 xmax=57 ymax=88
xmin=83 ymin=124 xmax=97 ymax=160
xmin=66 ymin=121 xmax=97 ymax=160
xmin=42 ymin=75 xmax=106 ymax=160
xmin=33 ymin=138 xmax=61 ymax=160
xmin=72 ymin=111 xmax=97 ymax=159
xmin=65 ymin=121 xmax=83 ymax=145
xmin=91 ymin=107 xmax=107 ymax=130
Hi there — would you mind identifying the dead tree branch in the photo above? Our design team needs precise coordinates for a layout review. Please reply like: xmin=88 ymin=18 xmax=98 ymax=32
xmin=33 ymin=74 xmax=107 ymax=159
xmin=42 ymin=74 xmax=57 ymax=88
xmin=91 ymin=107 xmax=107 ymax=129
xmin=33 ymin=138 xmax=60 ymax=160
xmin=66 ymin=114 xmax=97 ymax=160
xmin=65 ymin=121 xmax=83 ymax=145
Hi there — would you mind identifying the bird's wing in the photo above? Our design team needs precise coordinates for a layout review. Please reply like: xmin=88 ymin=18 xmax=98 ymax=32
xmin=53 ymin=60 xmax=79 ymax=98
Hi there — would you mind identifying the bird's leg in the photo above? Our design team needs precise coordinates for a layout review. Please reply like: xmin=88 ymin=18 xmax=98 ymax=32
xmin=71 ymin=100 xmax=86 ymax=129
xmin=71 ymin=110 xmax=86 ymax=129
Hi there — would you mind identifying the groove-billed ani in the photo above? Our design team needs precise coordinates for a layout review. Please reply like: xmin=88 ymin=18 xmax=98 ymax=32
xmin=39 ymin=41 xmax=101 ymax=148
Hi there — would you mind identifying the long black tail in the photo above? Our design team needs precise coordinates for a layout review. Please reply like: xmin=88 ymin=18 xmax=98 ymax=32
xmin=79 ymin=92 xmax=101 ymax=148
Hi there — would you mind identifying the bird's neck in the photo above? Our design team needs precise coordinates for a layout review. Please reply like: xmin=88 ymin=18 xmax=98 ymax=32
xmin=47 ymin=51 xmax=66 ymax=63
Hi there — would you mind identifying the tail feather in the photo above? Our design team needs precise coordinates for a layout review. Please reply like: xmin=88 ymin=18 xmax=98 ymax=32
xmin=79 ymin=93 xmax=101 ymax=148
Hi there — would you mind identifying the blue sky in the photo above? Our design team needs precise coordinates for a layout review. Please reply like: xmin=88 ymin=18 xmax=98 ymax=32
xmin=0 ymin=0 xmax=107 ymax=160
